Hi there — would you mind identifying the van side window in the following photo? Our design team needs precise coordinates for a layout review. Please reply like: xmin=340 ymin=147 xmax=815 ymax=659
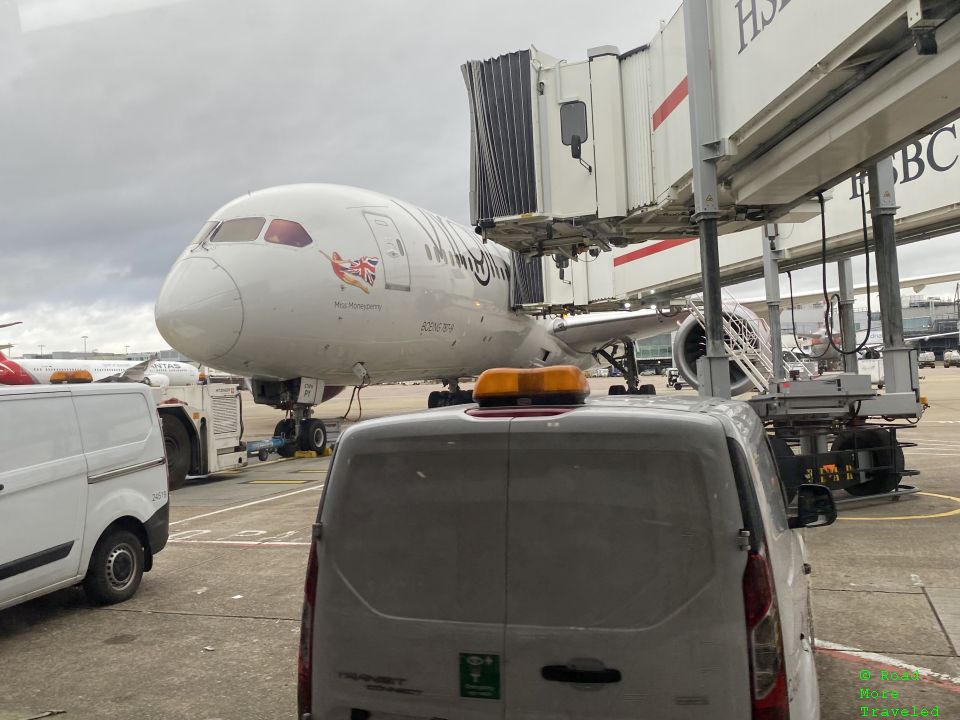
xmin=73 ymin=394 xmax=152 ymax=452
xmin=754 ymin=437 xmax=790 ymax=535
xmin=0 ymin=397 xmax=82 ymax=473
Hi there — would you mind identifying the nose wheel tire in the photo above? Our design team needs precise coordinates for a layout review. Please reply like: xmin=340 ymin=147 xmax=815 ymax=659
xmin=299 ymin=418 xmax=327 ymax=453
xmin=274 ymin=419 xmax=297 ymax=458
xmin=82 ymin=528 xmax=145 ymax=605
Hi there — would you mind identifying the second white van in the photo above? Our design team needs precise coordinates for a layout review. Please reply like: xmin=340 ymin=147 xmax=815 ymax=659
xmin=0 ymin=383 xmax=170 ymax=611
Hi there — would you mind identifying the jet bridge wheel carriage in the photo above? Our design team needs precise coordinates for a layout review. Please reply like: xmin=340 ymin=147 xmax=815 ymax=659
xmin=769 ymin=425 xmax=910 ymax=499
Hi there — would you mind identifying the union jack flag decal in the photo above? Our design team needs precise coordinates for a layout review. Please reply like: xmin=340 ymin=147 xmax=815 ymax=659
xmin=326 ymin=252 xmax=380 ymax=293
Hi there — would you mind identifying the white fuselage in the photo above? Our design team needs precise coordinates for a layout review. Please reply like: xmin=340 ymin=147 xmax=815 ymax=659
xmin=0 ymin=357 xmax=199 ymax=386
xmin=155 ymin=185 xmax=597 ymax=386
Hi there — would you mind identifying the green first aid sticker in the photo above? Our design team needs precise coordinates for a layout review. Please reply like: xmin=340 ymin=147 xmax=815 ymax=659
xmin=459 ymin=653 xmax=501 ymax=700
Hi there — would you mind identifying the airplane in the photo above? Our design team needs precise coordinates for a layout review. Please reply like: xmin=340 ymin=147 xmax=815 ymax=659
xmin=154 ymin=184 xmax=687 ymax=452
xmin=0 ymin=350 xmax=200 ymax=387
xmin=154 ymin=184 xmax=960 ymax=453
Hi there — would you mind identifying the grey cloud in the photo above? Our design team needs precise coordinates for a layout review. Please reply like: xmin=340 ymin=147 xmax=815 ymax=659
xmin=2 ymin=0 xmax=664 ymax=333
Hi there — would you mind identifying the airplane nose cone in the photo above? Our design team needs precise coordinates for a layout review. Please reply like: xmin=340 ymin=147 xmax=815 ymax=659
xmin=155 ymin=257 xmax=243 ymax=362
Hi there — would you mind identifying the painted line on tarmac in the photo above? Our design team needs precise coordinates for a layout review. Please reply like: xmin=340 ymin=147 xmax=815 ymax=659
xmin=839 ymin=492 xmax=960 ymax=521
xmin=168 ymin=538 xmax=310 ymax=547
xmin=169 ymin=484 xmax=323 ymax=526
xmin=250 ymin=457 xmax=292 ymax=468
xmin=297 ymin=469 xmax=328 ymax=474
xmin=245 ymin=479 xmax=310 ymax=485
xmin=818 ymin=640 xmax=960 ymax=691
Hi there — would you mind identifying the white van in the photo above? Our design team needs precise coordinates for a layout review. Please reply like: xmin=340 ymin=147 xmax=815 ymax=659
xmin=0 ymin=383 xmax=169 ymax=611
xmin=298 ymin=366 xmax=836 ymax=720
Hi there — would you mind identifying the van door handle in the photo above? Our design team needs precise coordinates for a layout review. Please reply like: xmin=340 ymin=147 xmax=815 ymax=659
xmin=541 ymin=665 xmax=621 ymax=684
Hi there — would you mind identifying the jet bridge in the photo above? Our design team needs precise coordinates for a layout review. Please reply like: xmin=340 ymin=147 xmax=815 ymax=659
xmin=463 ymin=0 xmax=958 ymax=497
xmin=462 ymin=1 xmax=960 ymax=261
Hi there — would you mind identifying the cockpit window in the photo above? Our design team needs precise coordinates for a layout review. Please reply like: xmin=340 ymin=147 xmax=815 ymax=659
xmin=264 ymin=219 xmax=313 ymax=248
xmin=190 ymin=220 xmax=218 ymax=245
xmin=208 ymin=217 xmax=265 ymax=243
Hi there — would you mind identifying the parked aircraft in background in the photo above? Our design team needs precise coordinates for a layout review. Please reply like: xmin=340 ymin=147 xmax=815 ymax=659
xmin=155 ymin=184 xmax=686 ymax=452
xmin=0 ymin=350 xmax=200 ymax=387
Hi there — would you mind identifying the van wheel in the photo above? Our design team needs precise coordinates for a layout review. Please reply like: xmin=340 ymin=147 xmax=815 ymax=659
xmin=299 ymin=418 xmax=326 ymax=453
xmin=161 ymin=416 xmax=190 ymax=491
xmin=83 ymin=528 xmax=144 ymax=605
xmin=274 ymin=419 xmax=297 ymax=457
xmin=832 ymin=429 xmax=904 ymax=496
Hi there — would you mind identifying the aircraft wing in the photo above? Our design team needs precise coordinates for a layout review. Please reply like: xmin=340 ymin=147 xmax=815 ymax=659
xmin=738 ymin=270 xmax=960 ymax=316
xmin=96 ymin=357 xmax=154 ymax=383
xmin=0 ymin=321 xmax=22 ymax=329
xmin=550 ymin=310 xmax=687 ymax=353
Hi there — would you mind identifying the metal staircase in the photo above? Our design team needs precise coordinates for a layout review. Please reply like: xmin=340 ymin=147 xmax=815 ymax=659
xmin=684 ymin=295 xmax=798 ymax=392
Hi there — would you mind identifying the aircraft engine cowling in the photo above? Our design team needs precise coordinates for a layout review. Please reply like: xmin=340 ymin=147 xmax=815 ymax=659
xmin=143 ymin=373 xmax=171 ymax=388
xmin=672 ymin=304 xmax=768 ymax=396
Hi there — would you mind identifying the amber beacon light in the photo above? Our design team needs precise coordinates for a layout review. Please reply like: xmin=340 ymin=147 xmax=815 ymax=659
xmin=473 ymin=366 xmax=590 ymax=406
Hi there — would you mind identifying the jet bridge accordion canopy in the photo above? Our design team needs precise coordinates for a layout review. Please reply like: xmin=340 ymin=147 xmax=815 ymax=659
xmin=462 ymin=50 xmax=538 ymax=225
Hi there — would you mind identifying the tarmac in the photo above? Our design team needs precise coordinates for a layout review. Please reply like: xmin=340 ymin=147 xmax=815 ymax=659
xmin=1 ymin=370 xmax=959 ymax=718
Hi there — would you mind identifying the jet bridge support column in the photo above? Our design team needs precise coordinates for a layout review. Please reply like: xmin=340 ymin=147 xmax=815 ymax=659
xmin=859 ymin=158 xmax=921 ymax=415
xmin=763 ymin=224 xmax=784 ymax=382
xmin=684 ymin=0 xmax=730 ymax=399
xmin=838 ymin=258 xmax=859 ymax=374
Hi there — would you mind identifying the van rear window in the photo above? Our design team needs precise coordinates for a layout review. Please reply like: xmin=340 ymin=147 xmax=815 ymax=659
xmin=323 ymin=447 xmax=506 ymax=624
xmin=507 ymin=448 xmax=715 ymax=629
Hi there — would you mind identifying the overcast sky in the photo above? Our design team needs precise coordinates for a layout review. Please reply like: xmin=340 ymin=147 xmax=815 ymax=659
xmin=0 ymin=0 xmax=958 ymax=356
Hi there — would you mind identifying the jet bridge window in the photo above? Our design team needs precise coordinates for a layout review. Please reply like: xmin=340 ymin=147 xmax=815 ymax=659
xmin=560 ymin=101 xmax=588 ymax=146
xmin=208 ymin=217 xmax=265 ymax=243
xmin=264 ymin=219 xmax=313 ymax=248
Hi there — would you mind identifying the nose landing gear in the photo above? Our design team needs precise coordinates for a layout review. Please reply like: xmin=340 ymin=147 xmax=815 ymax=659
xmin=427 ymin=379 xmax=474 ymax=408
xmin=274 ymin=405 xmax=327 ymax=457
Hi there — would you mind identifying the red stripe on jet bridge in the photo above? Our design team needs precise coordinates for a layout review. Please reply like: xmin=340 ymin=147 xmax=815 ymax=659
xmin=651 ymin=76 xmax=689 ymax=131
xmin=613 ymin=236 xmax=697 ymax=268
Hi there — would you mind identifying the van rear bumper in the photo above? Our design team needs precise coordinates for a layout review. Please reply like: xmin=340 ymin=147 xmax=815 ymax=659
xmin=145 ymin=501 xmax=170 ymax=556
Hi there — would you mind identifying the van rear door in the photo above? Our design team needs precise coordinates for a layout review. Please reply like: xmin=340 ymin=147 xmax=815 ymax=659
xmin=310 ymin=413 xmax=508 ymax=720
xmin=504 ymin=410 xmax=752 ymax=718
xmin=0 ymin=391 xmax=88 ymax=606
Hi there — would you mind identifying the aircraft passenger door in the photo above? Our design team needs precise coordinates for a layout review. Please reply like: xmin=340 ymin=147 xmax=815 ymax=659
xmin=363 ymin=212 xmax=411 ymax=291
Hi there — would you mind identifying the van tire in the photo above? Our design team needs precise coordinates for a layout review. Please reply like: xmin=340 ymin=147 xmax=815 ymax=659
xmin=83 ymin=528 xmax=145 ymax=605
xmin=161 ymin=416 xmax=190 ymax=491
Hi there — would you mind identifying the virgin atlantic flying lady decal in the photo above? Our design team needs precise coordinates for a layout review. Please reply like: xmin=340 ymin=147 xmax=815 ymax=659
xmin=323 ymin=251 xmax=380 ymax=294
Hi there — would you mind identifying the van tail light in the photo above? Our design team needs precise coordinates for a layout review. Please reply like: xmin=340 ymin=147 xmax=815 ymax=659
xmin=742 ymin=548 xmax=789 ymax=720
xmin=297 ymin=537 xmax=319 ymax=718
